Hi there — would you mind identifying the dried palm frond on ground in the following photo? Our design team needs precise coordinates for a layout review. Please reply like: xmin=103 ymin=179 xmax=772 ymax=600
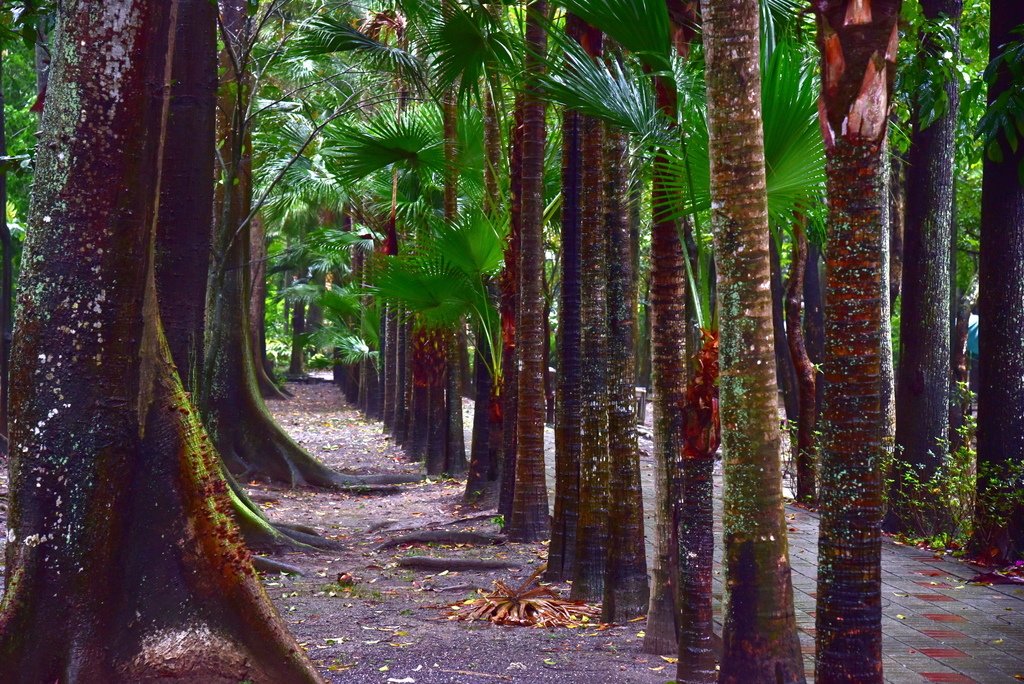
xmin=447 ymin=565 xmax=601 ymax=627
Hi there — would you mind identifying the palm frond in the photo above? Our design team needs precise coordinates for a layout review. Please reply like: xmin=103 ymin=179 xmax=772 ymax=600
xmin=555 ymin=0 xmax=672 ymax=73
xmin=294 ymin=15 xmax=423 ymax=84
xmin=325 ymin=104 xmax=445 ymax=183
xmin=541 ymin=30 xmax=663 ymax=142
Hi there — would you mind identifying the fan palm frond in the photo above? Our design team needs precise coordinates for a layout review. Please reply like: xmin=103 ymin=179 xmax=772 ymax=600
xmin=294 ymin=15 xmax=423 ymax=84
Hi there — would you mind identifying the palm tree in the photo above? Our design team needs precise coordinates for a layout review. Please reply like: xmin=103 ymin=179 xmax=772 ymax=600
xmin=811 ymin=1 xmax=901 ymax=680
xmin=786 ymin=219 xmax=817 ymax=504
xmin=571 ymin=22 xmax=610 ymax=603
xmin=548 ymin=12 xmax=586 ymax=584
xmin=507 ymin=0 xmax=551 ymax=543
xmin=700 ymin=0 xmax=804 ymax=680
xmin=602 ymin=121 xmax=649 ymax=621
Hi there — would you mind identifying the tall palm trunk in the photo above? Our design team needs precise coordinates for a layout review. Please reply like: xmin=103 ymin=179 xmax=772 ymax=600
xmin=701 ymin=0 xmax=804 ymax=680
xmin=548 ymin=14 xmax=585 ymax=583
xmin=443 ymin=91 xmax=467 ymax=473
xmin=467 ymin=91 xmax=504 ymax=500
xmin=972 ymin=0 xmax=1024 ymax=564
xmin=786 ymin=221 xmax=817 ymax=504
xmin=812 ymin=2 xmax=901 ymax=681
xmin=507 ymin=0 xmax=550 ymax=543
xmin=498 ymin=99 xmax=523 ymax=521
xmin=602 ymin=122 xmax=648 ymax=621
xmin=888 ymin=0 xmax=961 ymax=534
xmin=643 ymin=70 xmax=688 ymax=654
xmin=571 ymin=25 xmax=609 ymax=601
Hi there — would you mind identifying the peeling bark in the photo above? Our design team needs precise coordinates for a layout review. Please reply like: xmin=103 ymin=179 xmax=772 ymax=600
xmin=812 ymin=3 xmax=900 ymax=680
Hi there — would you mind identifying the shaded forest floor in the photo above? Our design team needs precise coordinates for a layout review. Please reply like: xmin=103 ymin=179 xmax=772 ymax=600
xmin=0 ymin=379 xmax=1021 ymax=683
xmin=255 ymin=379 xmax=671 ymax=683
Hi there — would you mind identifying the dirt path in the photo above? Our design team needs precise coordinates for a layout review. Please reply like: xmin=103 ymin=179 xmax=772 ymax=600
xmin=261 ymin=380 xmax=671 ymax=684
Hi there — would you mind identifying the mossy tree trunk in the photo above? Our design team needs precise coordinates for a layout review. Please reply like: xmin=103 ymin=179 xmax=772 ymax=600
xmin=888 ymin=0 xmax=961 ymax=535
xmin=812 ymin=1 xmax=901 ymax=680
xmin=202 ymin=0 xmax=396 ymax=490
xmin=701 ymin=0 xmax=805 ymax=680
xmin=0 ymin=3 xmax=322 ymax=680
xmin=972 ymin=0 xmax=1024 ymax=564
xmin=549 ymin=13 xmax=584 ymax=582
xmin=507 ymin=0 xmax=550 ymax=543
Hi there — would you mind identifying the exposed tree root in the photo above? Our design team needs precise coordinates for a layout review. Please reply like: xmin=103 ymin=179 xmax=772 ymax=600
xmin=226 ymin=474 xmax=341 ymax=552
xmin=253 ymin=557 xmax=305 ymax=576
xmin=376 ymin=531 xmax=507 ymax=551
xmin=214 ymin=387 xmax=422 ymax=491
xmin=396 ymin=557 xmax=522 ymax=571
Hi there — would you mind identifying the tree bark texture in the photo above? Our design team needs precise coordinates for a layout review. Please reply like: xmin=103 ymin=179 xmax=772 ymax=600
xmin=507 ymin=0 xmax=550 ymax=543
xmin=548 ymin=14 xmax=584 ymax=584
xmin=572 ymin=35 xmax=609 ymax=599
xmin=0 ymin=3 xmax=321 ymax=680
xmin=643 ymin=73 xmax=687 ymax=656
xmin=812 ymin=2 xmax=900 ymax=680
xmin=973 ymin=0 xmax=1024 ymax=564
xmin=889 ymin=0 xmax=961 ymax=534
xmin=249 ymin=217 xmax=288 ymax=400
xmin=602 ymin=123 xmax=649 ymax=622
xmin=202 ymin=0 xmax=361 ymax=489
xmin=701 ymin=0 xmax=805 ymax=680
xmin=498 ymin=99 xmax=523 ymax=522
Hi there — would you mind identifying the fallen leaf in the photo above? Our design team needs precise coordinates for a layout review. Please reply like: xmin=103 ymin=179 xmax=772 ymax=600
xmin=660 ymin=656 xmax=678 ymax=663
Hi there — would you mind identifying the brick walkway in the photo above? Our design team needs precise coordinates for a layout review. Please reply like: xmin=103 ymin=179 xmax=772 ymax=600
xmin=462 ymin=401 xmax=1024 ymax=682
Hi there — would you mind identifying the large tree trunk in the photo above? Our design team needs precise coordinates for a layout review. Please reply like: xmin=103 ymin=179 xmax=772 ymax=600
xmin=202 ymin=0 xmax=399 ymax=490
xmin=506 ymin=0 xmax=550 ymax=543
xmin=812 ymin=3 xmax=900 ymax=681
xmin=602 ymin=122 xmax=648 ymax=622
xmin=249 ymin=216 xmax=289 ymax=400
xmin=466 ymin=90 xmax=504 ymax=501
xmin=972 ymin=0 xmax=1024 ymax=564
xmin=0 ymin=3 xmax=321 ymax=680
xmin=701 ymin=1 xmax=804 ymax=680
xmin=0 ymin=51 xmax=10 ymax=453
xmin=548 ymin=15 xmax=584 ymax=582
xmin=643 ymin=72 xmax=687 ymax=655
xmin=786 ymin=222 xmax=817 ymax=504
xmin=888 ymin=0 xmax=961 ymax=534
xmin=572 ymin=26 xmax=609 ymax=599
